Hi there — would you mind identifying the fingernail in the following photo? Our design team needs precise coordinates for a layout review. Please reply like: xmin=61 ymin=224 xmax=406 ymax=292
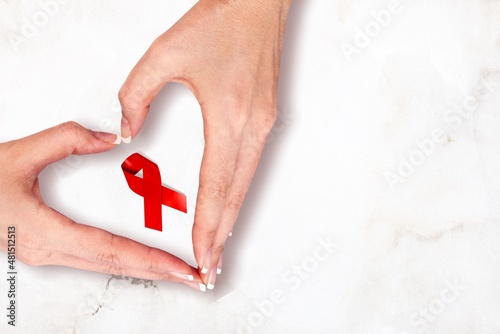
xmin=229 ymin=232 xmax=233 ymax=237
xmin=183 ymin=281 xmax=207 ymax=292
xmin=169 ymin=272 xmax=195 ymax=281
xmin=217 ymin=252 xmax=223 ymax=275
xmin=93 ymin=131 xmax=120 ymax=144
xmin=200 ymin=247 xmax=212 ymax=275
xmin=121 ymin=116 xmax=131 ymax=142
xmin=122 ymin=136 xmax=131 ymax=144
xmin=207 ymin=266 xmax=217 ymax=290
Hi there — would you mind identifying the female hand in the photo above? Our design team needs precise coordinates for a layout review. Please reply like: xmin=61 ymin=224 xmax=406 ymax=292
xmin=118 ymin=0 xmax=292 ymax=289
xmin=0 ymin=122 xmax=205 ymax=291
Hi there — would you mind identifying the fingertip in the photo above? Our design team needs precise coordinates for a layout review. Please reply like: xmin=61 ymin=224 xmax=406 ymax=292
xmin=182 ymin=281 xmax=207 ymax=292
xmin=169 ymin=272 xmax=201 ymax=283
xmin=217 ymin=252 xmax=223 ymax=275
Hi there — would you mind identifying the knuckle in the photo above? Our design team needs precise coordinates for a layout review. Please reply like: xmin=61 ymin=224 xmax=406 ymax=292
xmin=143 ymin=249 xmax=161 ymax=272
xmin=200 ymin=171 xmax=233 ymax=206
xmin=118 ymin=86 xmax=145 ymax=112
xmin=59 ymin=121 xmax=80 ymax=134
xmin=118 ymin=88 xmax=134 ymax=110
xmin=96 ymin=250 xmax=121 ymax=267
xmin=58 ymin=121 xmax=85 ymax=145
xmin=257 ymin=107 xmax=278 ymax=132
xmin=247 ymin=107 xmax=278 ymax=147
xmin=226 ymin=191 xmax=246 ymax=212
xmin=94 ymin=237 xmax=121 ymax=267
xmin=146 ymin=260 xmax=160 ymax=273
xmin=148 ymin=37 xmax=170 ymax=60
xmin=210 ymin=178 xmax=232 ymax=204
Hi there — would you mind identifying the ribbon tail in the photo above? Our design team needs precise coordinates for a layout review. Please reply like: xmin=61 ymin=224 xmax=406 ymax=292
xmin=162 ymin=187 xmax=187 ymax=213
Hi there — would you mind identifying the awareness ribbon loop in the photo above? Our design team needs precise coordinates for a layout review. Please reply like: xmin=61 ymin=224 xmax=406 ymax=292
xmin=121 ymin=153 xmax=187 ymax=231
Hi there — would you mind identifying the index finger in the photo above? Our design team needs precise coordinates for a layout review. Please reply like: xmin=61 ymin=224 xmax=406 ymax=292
xmin=118 ymin=37 xmax=184 ymax=140
xmin=42 ymin=206 xmax=199 ymax=281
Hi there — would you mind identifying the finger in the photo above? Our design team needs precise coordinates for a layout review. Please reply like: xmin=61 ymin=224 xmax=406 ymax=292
xmin=213 ymin=133 xmax=265 ymax=247
xmin=39 ymin=206 xmax=199 ymax=280
xmin=207 ymin=109 xmax=276 ymax=272
xmin=118 ymin=38 xmax=184 ymax=140
xmin=32 ymin=250 xmax=203 ymax=284
xmin=12 ymin=121 xmax=118 ymax=175
xmin=192 ymin=110 xmax=248 ymax=286
xmin=18 ymin=248 xmax=206 ymax=292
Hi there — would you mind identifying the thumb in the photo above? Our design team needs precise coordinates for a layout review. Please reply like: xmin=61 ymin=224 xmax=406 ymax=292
xmin=13 ymin=121 xmax=118 ymax=174
xmin=118 ymin=39 xmax=183 ymax=142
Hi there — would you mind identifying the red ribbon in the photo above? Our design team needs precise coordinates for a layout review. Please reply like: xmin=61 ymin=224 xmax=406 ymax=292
xmin=121 ymin=153 xmax=187 ymax=231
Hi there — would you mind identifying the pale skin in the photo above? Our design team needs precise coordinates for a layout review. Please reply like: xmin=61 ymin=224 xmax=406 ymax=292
xmin=0 ymin=123 xmax=205 ymax=291
xmin=0 ymin=0 xmax=292 ymax=291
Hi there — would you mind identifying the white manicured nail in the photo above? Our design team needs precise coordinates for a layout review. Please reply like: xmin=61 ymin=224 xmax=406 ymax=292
xmin=216 ymin=252 xmax=223 ymax=276
xmin=207 ymin=266 xmax=217 ymax=290
xmin=122 ymin=136 xmax=131 ymax=144
xmin=229 ymin=232 xmax=233 ymax=237
xmin=113 ymin=136 xmax=122 ymax=145
xmin=170 ymin=272 xmax=195 ymax=281
xmin=199 ymin=283 xmax=206 ymax=292
xmin=201 ymin=267 xmax=209 ymax=274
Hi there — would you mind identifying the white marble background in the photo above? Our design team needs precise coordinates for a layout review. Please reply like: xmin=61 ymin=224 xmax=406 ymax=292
xmin=1 ymin=0 xmax=500 ymax=333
